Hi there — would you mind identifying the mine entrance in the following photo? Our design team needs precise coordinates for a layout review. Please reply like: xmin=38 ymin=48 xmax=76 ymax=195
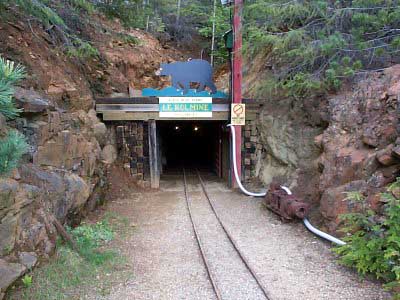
xmin=157 ymin=121 xmax=230 ymax=178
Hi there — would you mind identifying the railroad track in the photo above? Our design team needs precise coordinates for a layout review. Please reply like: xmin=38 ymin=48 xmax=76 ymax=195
xmin=182 ymin=168 xmax=272 ymax=300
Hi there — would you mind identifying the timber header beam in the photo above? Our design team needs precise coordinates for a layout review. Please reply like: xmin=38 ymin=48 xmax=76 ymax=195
xmin=95 ymin=97 xmax=262 ymax=121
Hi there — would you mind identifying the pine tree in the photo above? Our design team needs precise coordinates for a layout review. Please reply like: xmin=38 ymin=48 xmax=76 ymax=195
xmin=0 ymin=56 xmax=28 ymax=176
xmin=0 ymin=57 xmax=25 ymax=119
xmin=0 ymin=130 xmax=28 ymax=175
xmin=243 ymin=0 xmax=400 ymax=98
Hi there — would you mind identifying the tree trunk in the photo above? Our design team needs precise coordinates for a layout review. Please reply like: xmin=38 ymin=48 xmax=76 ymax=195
xmin=211 ymin=0 xmax=217 ymax=66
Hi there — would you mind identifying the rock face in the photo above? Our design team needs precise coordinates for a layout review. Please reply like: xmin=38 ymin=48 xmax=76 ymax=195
xmin=251 ymin=64 xmax=400 ymax=234
xmin=0 ymin=259 xmax=26 ymax=294
xmin=0 ymin=6 xmax=180 ymax=295
xmin=0 ymin=105 xmax=109 ymax=292
xmin=317 ymin=67 xmax=400 ymax=233
xmin=255 ymin=97 xmax=326 ymax=204
xmin=14 ymin=87 xmax=51 ymax=113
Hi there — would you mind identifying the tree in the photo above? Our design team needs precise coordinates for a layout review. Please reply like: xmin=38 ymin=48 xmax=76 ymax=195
xmin=243 ymin=0 xmax=400 ymax=98
xmin=0 ymin=57 xmax=25 ymax=119
xmin=0 ymin=56 xmax=28 ymax=176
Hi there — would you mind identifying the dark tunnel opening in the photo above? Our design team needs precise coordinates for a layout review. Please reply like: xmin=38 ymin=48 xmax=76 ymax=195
xmin=158 ymin=121 xmax=230 ymax=176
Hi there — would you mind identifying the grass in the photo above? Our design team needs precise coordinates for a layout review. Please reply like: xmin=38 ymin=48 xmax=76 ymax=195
xmin=7 ymin=213 xmax=132 ymax=300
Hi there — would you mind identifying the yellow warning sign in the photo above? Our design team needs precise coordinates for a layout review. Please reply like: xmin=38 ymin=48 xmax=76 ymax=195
xmin=231 ymin=103 xmax=246 ymax=126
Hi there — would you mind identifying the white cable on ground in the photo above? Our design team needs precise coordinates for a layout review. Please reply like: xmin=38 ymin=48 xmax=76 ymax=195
xmin=303 ymin=218 xmax=346 ymax=246
xmin=228 ymin=124 xmax=346 ymax=246
xmin=228 ymin=124 xmax=267 ymax=197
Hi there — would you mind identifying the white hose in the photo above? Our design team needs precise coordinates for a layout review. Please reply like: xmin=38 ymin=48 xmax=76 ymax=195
xmin=228 ymin=124 xmax=267 ymax=197
xmin=303 ymin=218 xmax=346 ymax=246
xmin=228 ymin=124 xmax=346 ymax=246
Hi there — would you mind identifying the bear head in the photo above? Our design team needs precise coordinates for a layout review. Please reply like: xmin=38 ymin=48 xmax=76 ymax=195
xmin=156 ymin=63 xmax=172 ymax=76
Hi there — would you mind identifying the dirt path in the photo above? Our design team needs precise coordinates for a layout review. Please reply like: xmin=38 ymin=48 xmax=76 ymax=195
xmin=97 ymin=172 xmax=390 ymax=300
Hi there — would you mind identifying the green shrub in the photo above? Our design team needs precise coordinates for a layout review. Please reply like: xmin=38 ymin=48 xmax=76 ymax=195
xmin=96 ymin=0 xmax=154 ymax=29
xmin=15 ymin=0 xmax=66 ymax=28
xmin=0 ymin=56 xmax=27 ymax=177
xmin=117 ymin=33 xmax=139 ymax=45
xmin=69 ymin=0 xmax=95 ymax=14
xmin=10 ymin=216 xmax=130 ymax=300
xmin=21 ymin=275 xmax=33 ymax=288
xmin=243 ymin=1 xmax=400 ymax=98
xmin=68 ymin=220 xmax=115 ymax=265
xmin=0 ymin=57 xmax=25 ymax=119
xmin=334 ymin=178 xmax=400 ymax=296
xmin=0 ymin=130 xmax=28 ymax=176
xmin=66 ymin=39 xmax=99 ymax=59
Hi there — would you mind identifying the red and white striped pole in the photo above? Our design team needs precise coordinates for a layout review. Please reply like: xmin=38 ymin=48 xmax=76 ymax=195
xmin=231 ymin=0 xmax=243 ymax=185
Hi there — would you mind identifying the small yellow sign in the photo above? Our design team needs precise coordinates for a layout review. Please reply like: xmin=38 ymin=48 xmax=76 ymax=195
xmin=231 ymin=103 xmax=246 ymax=125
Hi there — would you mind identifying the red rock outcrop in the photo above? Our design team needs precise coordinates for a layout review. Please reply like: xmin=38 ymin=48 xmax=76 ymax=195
xmin=318 ymin=67 xmax=400 ymax=233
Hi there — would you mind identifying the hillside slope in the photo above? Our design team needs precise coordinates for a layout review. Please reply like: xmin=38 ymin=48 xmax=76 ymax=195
xmin=243 ymin=50 xmax=400 ymax=234
xmin=0 ymin=3 xmax=182 ymax=296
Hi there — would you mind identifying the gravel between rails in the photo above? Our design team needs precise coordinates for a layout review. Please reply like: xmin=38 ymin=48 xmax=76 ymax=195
xmin=107 ymin=174 xmax=216 ymax=300
xmin=98 ymin=172 xmax=390 ymax=300
xmin=185 ymin=172 xmax=267 ymax=300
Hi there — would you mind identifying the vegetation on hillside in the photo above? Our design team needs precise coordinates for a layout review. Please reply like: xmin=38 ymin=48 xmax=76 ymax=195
xmin=334 ymin=178 xmax=400 ymax=297
xmin=0 ymin=57 xmax=28 ymax=176
xmin=2 ymin=0 xmax=400 ymax=97
xmin=88 ymin=0 xmax=400 ymax=97
xmin=9 ymin=214 xmax=131 ymax=300
xmin=243 ymin=0 xmax=400 ymax=98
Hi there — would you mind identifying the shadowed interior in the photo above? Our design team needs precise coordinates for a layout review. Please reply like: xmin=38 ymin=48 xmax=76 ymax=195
xmin=158 ymin=121 xmax=229 ymax=176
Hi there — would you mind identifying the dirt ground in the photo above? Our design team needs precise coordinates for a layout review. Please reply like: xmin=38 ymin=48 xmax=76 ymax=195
xmin=90 ymin=171 xmax=390 ymax=300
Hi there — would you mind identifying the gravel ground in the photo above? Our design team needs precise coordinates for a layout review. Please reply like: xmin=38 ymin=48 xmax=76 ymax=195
xmin=199 ymin=173 xmax=391 ymax=300
xmin=107 ymin=174 xmax=215 ymax=300
xmin=99 ymin=172 xmax=390 ymax=300
xmin=185 ymin=173 xmax=266 ymax=300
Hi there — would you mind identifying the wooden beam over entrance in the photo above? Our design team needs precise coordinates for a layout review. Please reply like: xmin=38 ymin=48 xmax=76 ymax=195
xmin=95 ymin=97 xmax=261 ymax=122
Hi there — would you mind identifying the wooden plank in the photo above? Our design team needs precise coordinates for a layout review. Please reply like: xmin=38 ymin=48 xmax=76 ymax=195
xmin=101 ymin=111 xmax=230 ymax=121
xmin=148 ymin=120 xmax=160 ymax=189
xmin=96 ymin=96 xmax=262 ymax=105
xmin=96 ymin=103 xmax=230 ymax=112
xmin=96 ymin=97 xmax=159 ymax=104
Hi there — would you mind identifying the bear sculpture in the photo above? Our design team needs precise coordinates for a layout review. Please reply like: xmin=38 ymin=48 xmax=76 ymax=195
xmin=157 ymin=59 xmax=217 ymax=94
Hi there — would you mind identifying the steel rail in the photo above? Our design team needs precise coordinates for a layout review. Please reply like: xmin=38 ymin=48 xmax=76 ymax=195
xmin=182 ymin=168 xmax=222 ymax=300
xmin=195 ymin=169 xmax=272 ymax=300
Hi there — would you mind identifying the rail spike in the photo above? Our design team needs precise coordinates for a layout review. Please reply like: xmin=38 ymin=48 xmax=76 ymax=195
xmin=264 ymin=182 xmax=310 ymax=222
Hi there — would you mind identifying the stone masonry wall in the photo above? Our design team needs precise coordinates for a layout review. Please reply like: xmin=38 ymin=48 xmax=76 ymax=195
xmin=115 ymin=122 xmax=150 ymax=187
xmin=112 ymin=119 xmax=263 ymax=186
xmin=243 ymin=120 xmax=263 ymax=182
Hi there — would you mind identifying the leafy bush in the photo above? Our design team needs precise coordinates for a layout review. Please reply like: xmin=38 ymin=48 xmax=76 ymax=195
xmin=334 ymin=178 xmax=400 ymax=295
xmin=66 ymin=39 xmax=99 ymax=59
xmin=0 ymin=130 xmax=28 ymax=176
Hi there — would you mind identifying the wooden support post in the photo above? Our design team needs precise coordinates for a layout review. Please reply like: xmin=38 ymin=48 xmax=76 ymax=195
xmin=231 ymin=0 xmax=243 ymax=186
xmin=148 ymin=119 xmax=160 ymax=189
